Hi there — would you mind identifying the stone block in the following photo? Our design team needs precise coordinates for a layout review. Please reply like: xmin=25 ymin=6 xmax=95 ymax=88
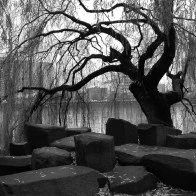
xmin=142 ymin=153 xmax=196 ymax=191
xmin=66 ymin=127 xmax=91 ymax=137
xmin=0 ymin=155 xmax=31 ymax=176
xmin=0 ymin=165 xmax=104 ymax=196
xmin=25 ymin=123 xmax=67 ymax=150
xmin=115 ymin=143 xmax=180 ymax=166
xmin=115 ymin=143 xmax=196 ymax=191
xmin=104 ymin=166 xmax=158 ymax=195
xmin=50 ymin=136 xmax=75 ymax=152
xmin=106 ymin=118 xmax=138 ymax=146
xmin=138 ymin=124 xmax=181 ymax=146
xmin=74 ymin=132 xmax=116 ymax=172
xmin=166 ymin=133 xmax=196 ymax=149
xmin=32 ymin=147 xmax=72 ymax=170
xmin=10 ymin=141 xmax=32 ymax=156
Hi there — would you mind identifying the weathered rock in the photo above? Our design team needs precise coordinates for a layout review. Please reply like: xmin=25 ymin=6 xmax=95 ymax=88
xmin=166 ymin=133 xmax=196 ymax=149
xmin=0 ymin=165 xmax=103 ymax=196
xmin=138 ymin=124 xmax=181 ymax=146
xmin=106 ymin=118 xmax=138 ymax=146
xmin=50 ymin=136 xmax=75 ymax=152
xmin=66 ymin=127 xmax=91 ymax=137
xmin=74 ymin=132 xmax=116 ymax=172
xmin=10 ymin=141 xmax=32 ymax=156
xmin=32 ymin=147 xmax=72 ymax=170
xmin=115 ymin=144 xmax=168 ymax=165
xmin=25 ymin=123 xmax=67 ymax=150
xmin=104 ymin=166 xmax=158 ymax=195
xmin=142 ymin=153 xmax=196 ymax=191
xmin=115 ymin=143 xmax=196 ymax=191
xmin=0 ymin=155 xmax=31 ymax=176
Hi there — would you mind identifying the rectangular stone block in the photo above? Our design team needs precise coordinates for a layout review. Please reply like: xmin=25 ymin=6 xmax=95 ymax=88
xmin=166 ymin=133 xmax=196 ymax=149
xmin=32 ymin=147 xmax=72 ymax=170
xmin=0 ymin=165 xmax=103 ymax=196
xmin=50 ymin=136 xmax=75 ymax=152
xmin=106 ymin=118 xmax=138 ymax=146
xmin=66 ymin=127 xmax=91 ymax=137
xmin=25 ymin=123 xmax=67 ymax=150
xmin=138 ymin=124 xmax=181 ymax=146
xmin=115 ymin=143 xmax=196 ymax=191
xmin=74 ymin=133 xmax=116 ymax=172
xmin=0 ymin=155 xmax=31 ymax=176
xmin=104 ymin=166 xmax=157 ymax=195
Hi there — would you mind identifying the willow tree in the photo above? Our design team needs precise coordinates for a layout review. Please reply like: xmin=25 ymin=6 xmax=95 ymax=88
xmin=2 ymin=0 xmax=196 ymax=128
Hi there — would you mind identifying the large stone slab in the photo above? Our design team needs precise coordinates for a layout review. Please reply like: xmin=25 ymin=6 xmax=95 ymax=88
xmin=25 ymin=123 xmax=67 ymax=150
xmin=166 ymin=133 xmax=196 ymax=149
xmin=115 ymin=143 xmax=196 ymax=191
xmin=74 ymin=132 xmax=116 ymax=172
xmin=66 ymin=127 xmax=91 ymax=137
xmin=50 ymin=136 xmax=75 ymax=152
xmin=0 ymin=165 xmax=103 ymax=196
xmin=115 ymin=144 xmax=168 ymax=165
xmin=106 ymin=118 xmax=138 ymax=146
xmin=104 ymin=166 xmax=158 ymax=195
xmin=138 ymin=124 xmax=181 ymax=146
xmin=32 ymin=147 xmax=73 ymax=170
xmin=0 ymin=155 xmax=31 ymax=176
xmin=142 ymin=154 xmax=196 ymax=191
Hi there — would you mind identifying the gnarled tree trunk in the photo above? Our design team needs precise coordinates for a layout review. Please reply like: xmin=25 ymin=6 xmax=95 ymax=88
xmin=130 ymin=81 xmax=173 ymax=127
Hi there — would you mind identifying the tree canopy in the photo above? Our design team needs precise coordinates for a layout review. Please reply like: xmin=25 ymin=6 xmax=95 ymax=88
xmin=1 ymin=0 xmax=196 ymax=145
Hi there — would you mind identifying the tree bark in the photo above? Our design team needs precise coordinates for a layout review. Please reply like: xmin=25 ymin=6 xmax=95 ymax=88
xmin=129 ymin=81 xmax=173 ymax=127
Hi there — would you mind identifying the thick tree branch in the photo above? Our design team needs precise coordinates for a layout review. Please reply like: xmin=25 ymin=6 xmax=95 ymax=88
xmin=138 ymin=36 xmax=163 ymax=79
xmin=72 ymin=54 xmax=117 ymax=84
xmin=78 ymin=0 xmax=163 ymax=37
xmin=109 ymin=47 xmax=137 ymax=80
xmin=94 ymin=25 xmax=132 ymax=57
xmin=99 ymin=19 xmax=147 ymax=26
xmin=145 ymin=26 xmax=176 ymax=87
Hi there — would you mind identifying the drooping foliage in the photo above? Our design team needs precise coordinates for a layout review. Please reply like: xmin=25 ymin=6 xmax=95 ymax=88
xmin=0 ymin=0 xmax=196 ymax=153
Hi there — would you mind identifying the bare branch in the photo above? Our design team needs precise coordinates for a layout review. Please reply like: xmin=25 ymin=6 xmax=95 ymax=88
xmin=138 ymin=36 xmax=163 ymax=79
xmin=78 ymin=1 xmax=126 ymax=13
xmin=38 ymin=0 xmax=91 ymax=29
xmin=17 ymin=65 xmax=122 ymax=94
xmin=78 ymin=0 xmax=163 ymax=37
xmin=95 ymin=25 xmax=132 ymax=57
xmin=146 ymin=26 xmax=176 ymax=87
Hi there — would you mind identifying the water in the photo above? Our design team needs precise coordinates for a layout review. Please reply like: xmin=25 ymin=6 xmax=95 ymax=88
xmin=41 ymin=101 xmax=196 ymax=133
xmin=42 ymin=101 xmax=146 ymax=133
xmin=1 ymin=100 xmax=196 ymax=147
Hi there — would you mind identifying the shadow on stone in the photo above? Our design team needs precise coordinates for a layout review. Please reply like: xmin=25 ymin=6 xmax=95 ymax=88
xmin=106 ymin=118 xmax=138 ymax=146
xmin=0 ymin=155 xmax=31 ymax=176
xmin=25 ymin=123 xmax=67 ymax=150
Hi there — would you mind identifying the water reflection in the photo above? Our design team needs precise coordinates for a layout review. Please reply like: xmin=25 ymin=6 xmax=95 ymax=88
xmin=0 ymin=101 xmax=196 ymax=150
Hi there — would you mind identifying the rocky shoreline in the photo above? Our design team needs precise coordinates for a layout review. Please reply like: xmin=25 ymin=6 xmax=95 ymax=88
xmin=1 ymin=119 xmax=196 ymax=195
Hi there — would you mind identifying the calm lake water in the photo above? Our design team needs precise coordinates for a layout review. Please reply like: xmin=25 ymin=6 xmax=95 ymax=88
xmin=41 ymin=100 xmax=196 ymax=134
xmin=0 ymin=100 xmax=196 ymax=144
